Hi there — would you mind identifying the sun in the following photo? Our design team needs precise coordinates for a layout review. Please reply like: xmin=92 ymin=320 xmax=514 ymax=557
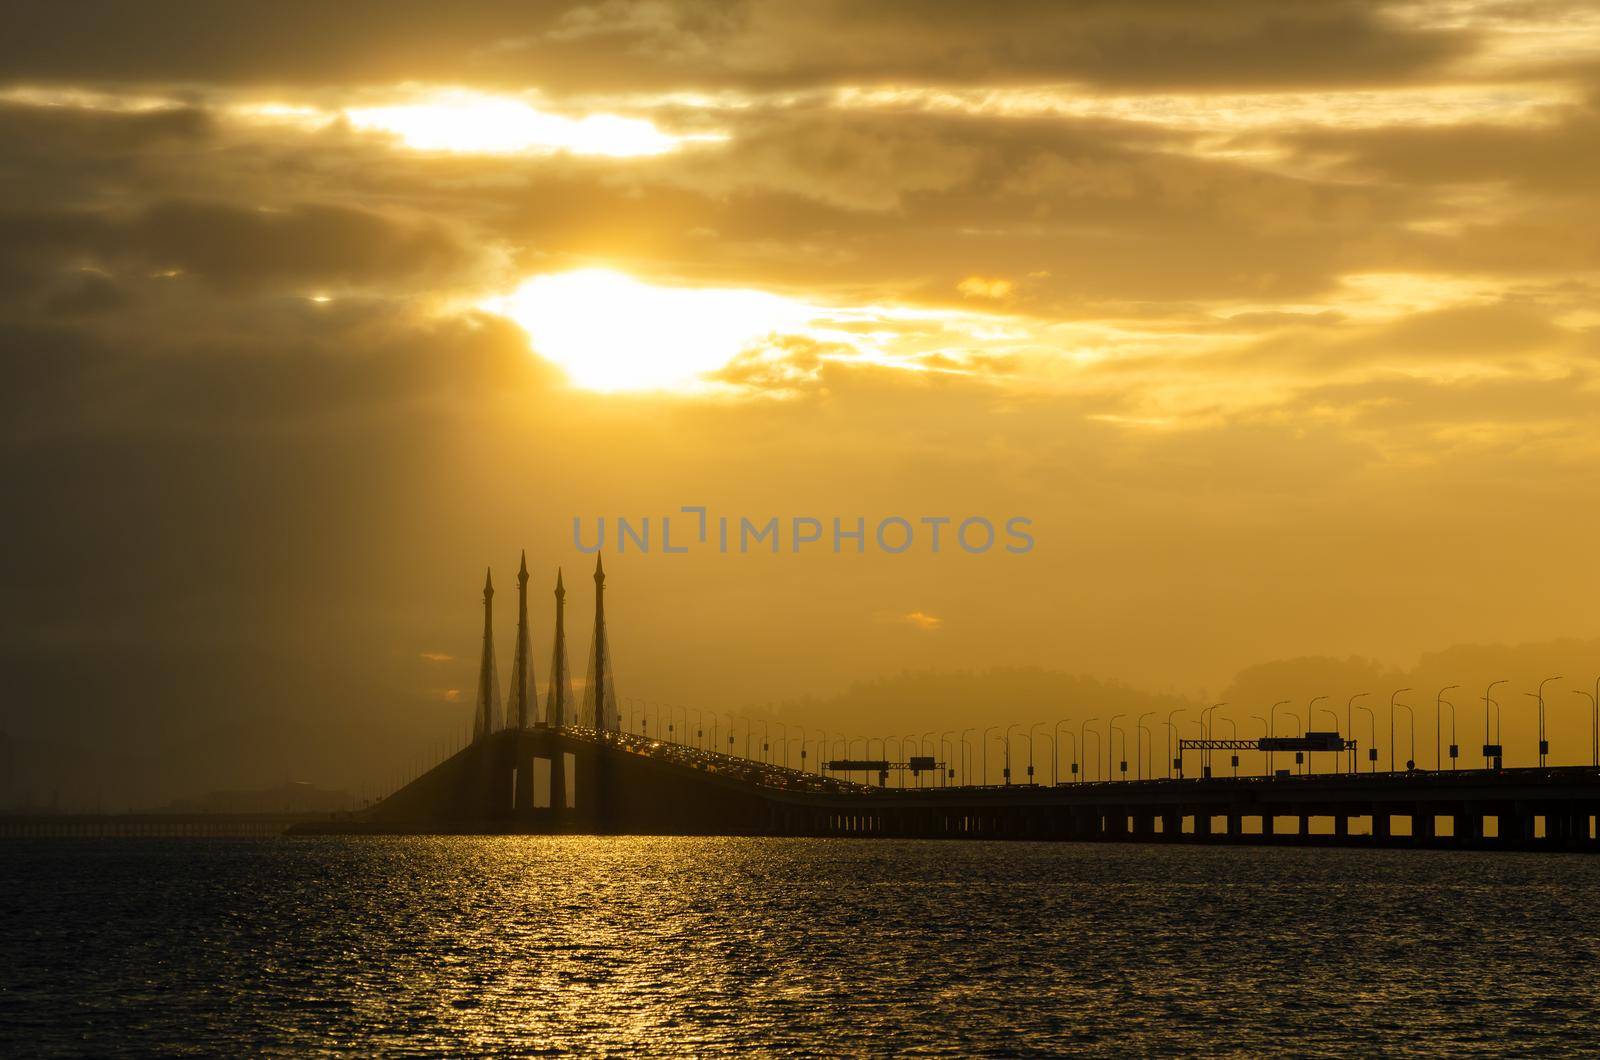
xmin=484 ymin=269 xmax=814 ymax=392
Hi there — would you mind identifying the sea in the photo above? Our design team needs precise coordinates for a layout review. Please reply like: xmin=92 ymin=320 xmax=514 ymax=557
xmin=4 ymin=837 xmax=1599 ymax=1055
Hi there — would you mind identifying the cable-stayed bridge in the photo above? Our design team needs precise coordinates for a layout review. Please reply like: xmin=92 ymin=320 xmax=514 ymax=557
xmin=292 ymin=556 xmax=1600 ymax=852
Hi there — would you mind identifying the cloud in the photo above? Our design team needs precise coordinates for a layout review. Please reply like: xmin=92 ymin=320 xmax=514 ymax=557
xmin=902 ymin=611 xmax=943 ymax=632
xmin=0 ymin=1 xmax=1478 ymax=92
xmin=957 ymin=276 xmax=1014 ymax=300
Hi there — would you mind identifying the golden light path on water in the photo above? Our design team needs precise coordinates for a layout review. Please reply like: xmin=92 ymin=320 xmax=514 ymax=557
xmin=9 ymin=835 xmax=1600 ymax=1052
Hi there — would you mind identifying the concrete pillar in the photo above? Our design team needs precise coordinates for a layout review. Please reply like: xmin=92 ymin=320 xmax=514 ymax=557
xmin=1227 ymin=813 xmax=1242 ymax=838
xmin=1261 ymin=814 xmax=1275 ymax=837
xmin=1334 ymin=814 xmax=1348 ymax=839
xmin=1372 ymin=812 xmax=1391 ymax=840
xmin=1193 ymin=812 xmax=1212 ymax=838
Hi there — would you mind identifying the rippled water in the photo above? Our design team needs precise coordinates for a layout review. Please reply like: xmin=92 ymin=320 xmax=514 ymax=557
xmin=4 ymin=838 xmax=1600 ymax=1055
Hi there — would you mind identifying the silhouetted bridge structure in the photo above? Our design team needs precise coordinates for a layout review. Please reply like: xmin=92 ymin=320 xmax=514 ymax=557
xmin=288 ymin=554 xmax=1600 ymax=851
xmin=290 ymin=725 xmax=1600 ymax=851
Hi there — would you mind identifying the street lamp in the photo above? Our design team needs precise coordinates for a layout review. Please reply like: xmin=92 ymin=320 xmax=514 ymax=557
xmin=1136 ymin=711 xmax=1154 ymax=780
xmin=1268 ymin=700 xmax=1291 ymax=775
xmin=1109 ymin=713 xmax=1127 ymax=781
xmin=1053 ymin=718 xmax=1072 ymax=785
xmin=1575 ymin=687 xmax=1599 ymax=769
xmin=1280 ymin=713 xmax=1301 ymax=774
xmin=960 ymin=728 xmax=975 ymax=786
xmin=1395 ymin=700 xmax=1415 ymax=771
xmin=1435 ymin=686 xmax=1458 ymax=772
xmin=982 ymin=725 xmax=999 ymax=786
xmin=1004 ymin=723 xmax=1021 ymax=785
xmin=1484 ymin=679 xmax=1507 ymax=768
xmin=1201 ymin=703 xmax=1226 ymax=776
xmin=1085 ymin=722 xmax=1101 ymax=783
xmin=1081 ymin=717 xmax=1098 ymax=782
xmin=1388 ymin=689 xmax=1412 ymax=773
xmin=1307 ymin=695 xmax=1329 ymax=775
xmin=1029 ymin=722 xmax=1047 ymax=785
xmin=1346 ymin=692 xmax=1370 ymax=774
xmin=1217 ymin=715 xmax=1239 ymax=776
xmin=1357 ymin=704 xmax=1377 ymax=773
xmin=1165 ymin=708 xmax=1184 ymax=779
xmin=1527 ymin=676 xmax=1562 ymax=768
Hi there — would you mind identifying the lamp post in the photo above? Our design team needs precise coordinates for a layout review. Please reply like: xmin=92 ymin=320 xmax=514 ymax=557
xmin=1307 ymin=695 xmax=1329 ymax=775
xmin=1053 ymin=718 xmax=1071 ymax=784
xmin=982 ymin=725 xmax=999 ymax=786
xmin=1056 ymin=723 xmax=1081 ymax=787
xmin=1136 ymin=711 xmax=1154 ymax=780
xmin=1388 ymin=689 xmax=1412 ymax=773
xmin=1357 ymin=704 xmax=1377 ymax=773
xmin=1527 ymin=676 xmax=1562 ymax=768
xmin=1029 ymin=722 xmax=1047 ymax=785
xmin=1346 ymin=692 xmax=1370 ymax=774
xmin=1281 ymin=713 xmax=1301 ymax=774
xmin=1085 ymin=722 xmax=1101 ymax=783
xmin=1268 ymin=700 xmax=1290 ymax=775
xmin=1201 ymin=703 xmax=1226 ymax=777
xmin=960 ymin=728 xmax=975 ymax=786
xmin=1165 ymin=708 xmax=1184 ymax=779
xmin=1395 ymin=701 xmax=1415 ymax=771
xmin=1004 ymin=723 xmax=1021 ymax=785
xmin=1434 ymin=686 xmax=1457 ymax=771
xmin=1081 ymin=717 xmax=1098 ymax=782
xmin=1575 ymin=687 xmax=1599 ymax=769
xmin=1484 ymin=679 xmax=1507 ymax=768
xmin=1217 ymin=715 xmax=1239 ymax=776
xmin=1109 ymin=713 xmax=1127 ymax=781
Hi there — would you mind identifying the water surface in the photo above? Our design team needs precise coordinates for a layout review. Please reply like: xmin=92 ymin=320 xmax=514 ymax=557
xmin=4 ymin=837 xmax=1598 ymax=1055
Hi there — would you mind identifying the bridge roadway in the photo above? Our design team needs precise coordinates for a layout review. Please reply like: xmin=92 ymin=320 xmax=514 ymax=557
xmin=286 ymin=727 xmax=1600 ymax=851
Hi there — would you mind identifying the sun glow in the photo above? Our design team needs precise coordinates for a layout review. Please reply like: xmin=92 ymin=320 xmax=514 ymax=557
xmin=342 ymin=90 xmax=721 ymax=157
xmin=485 ymin=270 xmax=816 ymax=391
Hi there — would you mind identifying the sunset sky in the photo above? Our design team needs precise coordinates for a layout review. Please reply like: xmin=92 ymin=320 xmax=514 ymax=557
xmin=3 ymin=1 xmax=1600 ymax=803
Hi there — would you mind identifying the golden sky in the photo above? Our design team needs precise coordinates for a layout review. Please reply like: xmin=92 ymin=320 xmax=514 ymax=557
xmin=2 ymin=1 xmax=1599 ymax=802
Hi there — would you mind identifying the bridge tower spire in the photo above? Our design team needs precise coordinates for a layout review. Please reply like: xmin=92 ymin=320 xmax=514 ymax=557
xmin=546 ymin=568 xmax=572 ymax=729
xmin=581 ymin=553 xmax=618 ymax=733
xmin=472 ymin=567 xmax=502 ymax=741
xmin=507 ymin=551 xmax=536 ymax=729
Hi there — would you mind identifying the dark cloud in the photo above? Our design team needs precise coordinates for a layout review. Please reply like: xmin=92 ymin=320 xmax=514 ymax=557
xmin=0 ymin=199 xmax=484 ymax=297
xmin=0 ymin=1 xmax=1474 ymax=92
